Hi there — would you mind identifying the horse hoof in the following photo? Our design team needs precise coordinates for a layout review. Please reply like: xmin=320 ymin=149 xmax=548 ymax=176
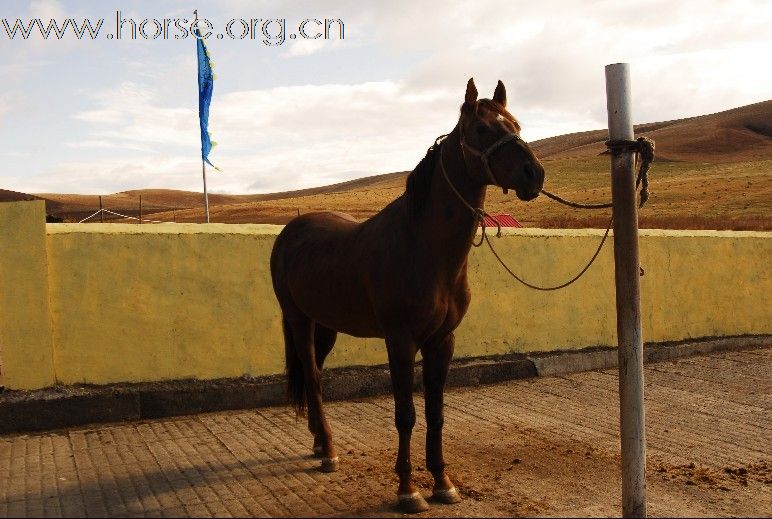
xmin=312 ymin=445 xmax=324 ymax=458
xmin=432 ymin=486 xmax=462 ymax=504
xmin=318 ymin=456 xmax=339 ymax=473
xmin=398 ymin=491 xmax=430 ymax=514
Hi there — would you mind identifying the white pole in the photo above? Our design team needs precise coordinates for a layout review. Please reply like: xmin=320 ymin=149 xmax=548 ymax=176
xmin=202 ymin=159 xmax=210 ymax=223
xmin=605 ymin=63 xmax=647 ymax=518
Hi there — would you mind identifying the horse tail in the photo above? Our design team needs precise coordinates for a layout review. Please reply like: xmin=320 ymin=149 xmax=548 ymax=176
xmin=283 ymin=317 xmax=307 ymax=417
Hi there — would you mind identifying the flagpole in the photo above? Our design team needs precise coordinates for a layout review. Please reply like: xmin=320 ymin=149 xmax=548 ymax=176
xmin=202 ymin=159 xmax=210 ymax=223
xmin=194 ymin=9 xmax=210 ymax=224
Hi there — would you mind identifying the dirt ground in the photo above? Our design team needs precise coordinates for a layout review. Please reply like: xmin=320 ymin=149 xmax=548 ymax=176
xmin=1 ymin=348 xmax=770 ymax=517
xmin=339 ymin=348 xmax=771 ymax=518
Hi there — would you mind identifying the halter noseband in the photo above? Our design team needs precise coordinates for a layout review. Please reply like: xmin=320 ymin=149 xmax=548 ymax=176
xmin=459 ymin=125 xmax=525 ymax=193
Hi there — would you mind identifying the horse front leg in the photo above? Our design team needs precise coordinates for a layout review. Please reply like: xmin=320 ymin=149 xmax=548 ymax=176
xmin=423 ymin=333 xmax=462 ymax=504
xmin=386 ymin=336 xmax=429 ymax=514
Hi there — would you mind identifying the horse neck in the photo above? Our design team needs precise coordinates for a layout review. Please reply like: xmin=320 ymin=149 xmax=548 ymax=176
xmin=417 ymin=127 xmax=486 ymax=272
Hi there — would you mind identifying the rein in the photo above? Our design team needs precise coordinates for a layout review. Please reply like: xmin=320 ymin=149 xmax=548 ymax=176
xmin=436 ymin=131 xmax=655 ymax=291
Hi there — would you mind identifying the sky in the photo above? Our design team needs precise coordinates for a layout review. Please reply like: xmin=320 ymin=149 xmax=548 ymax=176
xmin=0 ymin=0 xmax=770 ymax=195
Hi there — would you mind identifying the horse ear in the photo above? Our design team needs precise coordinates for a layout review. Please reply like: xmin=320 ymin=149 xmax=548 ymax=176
xmin=464 ymin=78 xmax=478 ymax=107
xmin=493 ymin=80 xmax=506 ymax=107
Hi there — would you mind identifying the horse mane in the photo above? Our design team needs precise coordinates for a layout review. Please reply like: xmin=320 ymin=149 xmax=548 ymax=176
xmin=405 ymin=135 xmax=446 ymax=216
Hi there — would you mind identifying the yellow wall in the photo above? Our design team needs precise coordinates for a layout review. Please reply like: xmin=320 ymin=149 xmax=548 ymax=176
xmin=459 ymin=228 xmax=770 ymax=358
xmin=45 ymin=223 xmax=286 ymax=385
xmin=1 ymin=201 xmax=769 ymax=389
xmin=0 ymin=201 xmax=56 ymax=389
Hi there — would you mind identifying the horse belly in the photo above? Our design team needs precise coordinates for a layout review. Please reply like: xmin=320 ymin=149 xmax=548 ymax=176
xmin=290 ymin=274 xmax=382 ymax=337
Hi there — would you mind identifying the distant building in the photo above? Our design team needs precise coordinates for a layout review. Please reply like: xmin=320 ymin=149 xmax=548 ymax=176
xmin=482 ymin=213 xmax=522 ymax=228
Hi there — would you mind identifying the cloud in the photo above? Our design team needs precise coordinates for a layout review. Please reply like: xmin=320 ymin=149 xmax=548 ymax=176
xmin=73 ymin=82 xmax=197 ymax=148
xmin=205 ymin=81 xmax=464 ymax=192
xmin=16 ymin=155 xmax=203 ymax=194
xmin=65 ymin=139 xmax=150 ymax=151
xmin=2 ymin=0 xmax=770 ymax=195
xmin=31 ymin=79 xmax=461 ymax=193
xmin=373 ymin=0 xmax=772 ymax=126
xmin=1 ymin=0 xmax=103 ymax=93
xmin=28 ymin=0 xmax=65 ymax=20
xmin=281 ymin=37 xmax=346 ymax=58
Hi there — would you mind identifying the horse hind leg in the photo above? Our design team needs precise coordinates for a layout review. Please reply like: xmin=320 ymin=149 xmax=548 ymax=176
xmin=314 ymin=324 xmax=337 ymax=369
xmin=286 ymin=316 xmax=339 ymax=472
xmin=310 ymin=324 xmax=337 ymax=458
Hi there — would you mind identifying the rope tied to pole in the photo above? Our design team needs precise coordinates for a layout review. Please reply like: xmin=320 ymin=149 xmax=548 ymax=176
xmin=541 ymin=136 xmax=655 ymax=210
xmin=606 ymin=136 xmax=655 ymax=208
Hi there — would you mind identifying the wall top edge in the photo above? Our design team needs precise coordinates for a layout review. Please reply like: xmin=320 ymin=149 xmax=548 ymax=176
xmin=46 ymin=223 xmax=285 ymax=235
xmin=45 ymin=223 xmax=772 ymax=239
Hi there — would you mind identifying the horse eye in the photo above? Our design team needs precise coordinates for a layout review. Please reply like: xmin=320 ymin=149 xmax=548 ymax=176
xmin=475 ymin=124 xmax=488 ymax=134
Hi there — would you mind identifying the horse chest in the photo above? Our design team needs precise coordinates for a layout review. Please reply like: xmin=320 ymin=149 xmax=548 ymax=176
xmin=410 ymin=275 xmax=471 ymax=339
xmin=443 ymin=281 xmax=471 ymax=326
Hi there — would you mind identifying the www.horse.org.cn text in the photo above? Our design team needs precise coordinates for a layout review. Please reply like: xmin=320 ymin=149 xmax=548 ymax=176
xmin=1 ymin=11 xmax=345 ymax=46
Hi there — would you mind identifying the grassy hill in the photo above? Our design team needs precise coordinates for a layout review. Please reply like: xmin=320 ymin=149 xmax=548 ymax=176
xmin=8 ymin=100 xmax=770 ymax=230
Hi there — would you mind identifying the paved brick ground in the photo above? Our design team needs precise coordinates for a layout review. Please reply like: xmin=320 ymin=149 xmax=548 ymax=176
xmin=1 ymin=348 xmax=770 ymax=517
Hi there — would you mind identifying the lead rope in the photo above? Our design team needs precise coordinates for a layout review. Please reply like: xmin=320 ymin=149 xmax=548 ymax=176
xmin=540 ymin=137 xmax=655 ymax=210
xmin=438 ymin=134 xmax=655 ymax=291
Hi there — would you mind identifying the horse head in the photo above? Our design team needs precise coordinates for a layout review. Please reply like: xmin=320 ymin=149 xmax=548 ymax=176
xmin=458 ymin=78 xmax=545 ymax=201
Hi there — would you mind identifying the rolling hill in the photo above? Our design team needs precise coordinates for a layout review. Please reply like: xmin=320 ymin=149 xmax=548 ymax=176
xmin=531 ymin=100 xmax=772 ymax=163
xmin=3 ymin=100 xmax=770 ymax=230
xmin=0 ymin=189 xmax=63 ymax=216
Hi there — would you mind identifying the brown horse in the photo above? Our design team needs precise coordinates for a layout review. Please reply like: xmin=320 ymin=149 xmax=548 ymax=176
xmin=270 ymin=78 xmax=545 ymax=513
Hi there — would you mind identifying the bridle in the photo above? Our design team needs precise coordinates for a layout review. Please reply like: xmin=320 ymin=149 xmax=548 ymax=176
xmin=436 ymin=130 xmax=507 ymax=247
xmin=458 ymin=118 xmax=528 ymax=194
xmin=434 ymin=107 xmax=536 ymax=246
xmin=437 ymin=111 xmax=530 ymax=216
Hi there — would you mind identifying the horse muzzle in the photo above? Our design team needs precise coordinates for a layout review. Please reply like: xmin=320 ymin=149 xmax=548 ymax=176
xmin=517 ymin=162 xmax=544 ymax=201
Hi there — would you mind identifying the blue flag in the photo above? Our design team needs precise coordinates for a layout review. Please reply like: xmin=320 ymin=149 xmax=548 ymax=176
xmin=195 ymin=25 xmax=217 ymax=168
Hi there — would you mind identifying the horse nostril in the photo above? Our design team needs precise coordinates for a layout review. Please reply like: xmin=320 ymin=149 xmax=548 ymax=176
xmin=524 ymin=163 xmax=536 ymax=180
